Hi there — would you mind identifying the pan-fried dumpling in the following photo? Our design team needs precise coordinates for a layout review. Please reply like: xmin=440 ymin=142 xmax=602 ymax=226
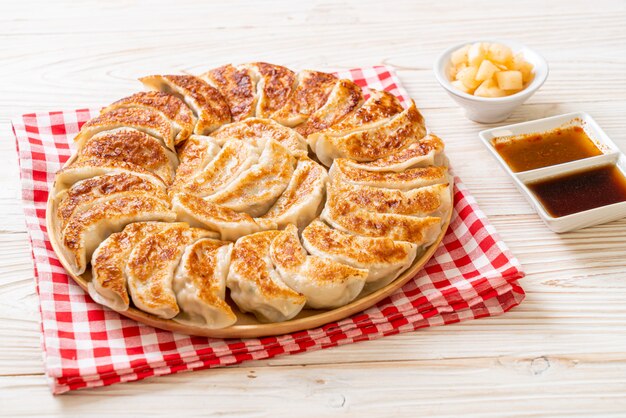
xmin=271 ymin=70 xmax=339 ymax=127
xmin=55 ymin=172 xmax=168 ymax=231
xmin=227 ymin=230 xmax=305 ymax=322
xmin=89 ymin=221 xmax=178 ymax=311
xmin=329 ymin=180 xmax=452 ymax=219
xmin=330 ymin=159 xmax=450 ymax=191
xmin=76 ymin=128 xmax=178 ymax=184
xmin=312 ymin=100 xmax=426 ymax=166
xmin=301 ymin=219 xmax=417 ymax=288
xmin=172 ymin=193 xmax=277 ymax=242
xmin=177 ymin=140 xmax=259 ymax=197
xmin=321 ymin=194 xmax=442 ymax=245
xmin=169 ymin=135 xmax=221 ymax=195
xmin=173 ymin=238 xmax=237 ymax=328
xmin=74 ymin=108 xmax=176 ymax=152
xmin=321 ymin=197 xmax=442 ymax=245
xmin=205 ymin=140 xmax=296 ymax=217
xmin=127 ymin=224 xmax=218 ymax=318
xmin=244 ymin=62 xmax=296 ymax=118
xmin=343 ymin=134 xmax=446 ymax=171
xmin=295 ymin=79 xmax=363 ymax=137
xmin=210 ymin=118 xmax=307 ymax=156
xmin=308 ymin=89 xmax=403 ymax=142
xmin=201 ymin=64 xmax=257 ymax=121
xmin=271 ymin=225 xmax=368 ymax=309
xmin=101 ymin=91 xmax=195 ymax=144
xmin=140 ymin=74 xmax=231 ymax=134
xmin=60 ymin=195 xmax=176 ymax=275
xmin=262 ymin=157 xmax=328 ymax=229
xmin=54 ymin=158 xmax=166 ymax=194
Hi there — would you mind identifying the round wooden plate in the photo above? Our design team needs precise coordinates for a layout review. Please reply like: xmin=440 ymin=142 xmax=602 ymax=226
xmin=47 ymin=158 xmax=452 ymax=339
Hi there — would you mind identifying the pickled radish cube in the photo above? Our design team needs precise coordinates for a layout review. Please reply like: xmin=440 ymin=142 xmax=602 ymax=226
xmin=447 ymin=65 xmax=458 ymax=80
xmin=513 ymin=53 xmax=534 ymax=82
xmin=522 ymin=70 xmax=534 ymax=84
xmin=451 ymin=45 xmax=470 ymax=66
xmin=488 ymin=43 xmax=513 ymax=65
xmin=467 ymin=42 xmax=487 ymax=66
xmin=475 ymin=59 xmax=499 ymax=82
xmin=456 ymin=66 xmax=481 ymax=89
xmin=448 ymin=62 xmax=466 ymax=80
xmin=451 ymin=80 xmax=472 ymax=94
xmin=496 ymin=70 xmax=523 ymax=90
xmin=474 ymin=79 xmax=506 ymax=98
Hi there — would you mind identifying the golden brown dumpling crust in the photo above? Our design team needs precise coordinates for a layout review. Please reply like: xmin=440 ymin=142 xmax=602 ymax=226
xmin=91 ymin=222 xmax=177 ymax=309
xmin=302 ymin=220 xmax=415 ymax=265
xmin=270 ymin=226 xmax=307 ymax=271
xmin=162 ymin=75 xmax=231 ymax=134
xmin=323 ymin=199 xmax=441 ymax=243
xmin=172 ymin=193 xmax=277 ymax=242
xmin=127 ymin=225 xmax=213 ymax=317
xmin=179 ymin=140 xmax=257 ymax=197
xmin=210 ymin=118 xmax=307 ymax=156
xmin=57 ymin=173 xmax=167 ymax=230
xmin=262 ymin=157 xmax=327 ymax=220
xmin=202 ymin=64 xmax=257 ymax=121
xmin=230 ymin=231 xmax=304 ymax=301
xmin=272 ymin=225 xmax=366 ymax=285
xmin=354 ymin=134 xmax=445 ymax=169
xmin=78 ymin=107 xmax=175 ymax=150
xmin=332 ymin=159 xmax=448 ymax=188
xmin=271 ymin=70 xmax=339 ymax=126
xmin=63 ymin=196 xmax=171 ymax=252
xmin=77 ymin=129 xmax=177 ymax=184
xmin=305 ymin=257 xmax=367 ymax=285
xmin=206 ymin=141 xmax=296 ymax=215
xmin=55 ymin=158 xmax=167 ymax=196
xmin=330 ymin=181 xmax=448 ymax=217
xmin=61 ymin=195 xmax=175 ymax=275
xmin=140 ymin=74 xmax=231 ymax=135
xmin=182 ymin=239 xmax=233 ymax=309
xmin=169 ymin=136 xmax=219 ymax=195
xmin=175 ymin=192 xmax=254 ymax=223
xmin=295 ymin=79 xmax=364 ymax=137
xmin=320 ymin=90 xmax=404 ymax=135
xmin=246 ymin=62 xmax=296 ymax=118
xmin=270 ymin=225 xmax=369 ymax=309
xmin=327 ymin=100 xmax=426 ymax=162
xmin=102 ymin=91 xmax=195 ymax=143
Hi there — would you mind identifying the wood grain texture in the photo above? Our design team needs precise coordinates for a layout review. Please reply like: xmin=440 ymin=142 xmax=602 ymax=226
xmin=1 ymin=0 xmax=626 ymax=416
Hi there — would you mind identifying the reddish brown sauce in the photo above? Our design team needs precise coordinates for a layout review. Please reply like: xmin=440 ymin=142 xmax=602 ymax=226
xmin=528 ymin=165 xmax=626 ymax=218
xmin=492 ymin=125 xmax=602 ymax=172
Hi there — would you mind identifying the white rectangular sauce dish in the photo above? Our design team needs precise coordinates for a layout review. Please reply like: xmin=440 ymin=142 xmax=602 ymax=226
xmin=479 ymin=112 xmax=626 ymax=233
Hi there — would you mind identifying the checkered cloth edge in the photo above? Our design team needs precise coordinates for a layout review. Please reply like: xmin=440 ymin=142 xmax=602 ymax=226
xmin=12 ymin=65 xmax=525 ymax=394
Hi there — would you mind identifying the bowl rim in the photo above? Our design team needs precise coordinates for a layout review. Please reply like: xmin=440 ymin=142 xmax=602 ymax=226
xmin=433 ymin=39 xmax=549 ymax=103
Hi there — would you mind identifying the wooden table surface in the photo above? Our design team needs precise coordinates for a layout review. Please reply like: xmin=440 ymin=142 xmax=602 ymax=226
xmin=1 ymin=0 xmax=626 ymax=416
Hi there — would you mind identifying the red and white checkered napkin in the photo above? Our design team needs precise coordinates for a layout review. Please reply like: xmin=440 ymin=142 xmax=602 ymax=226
xmin=12 ymin=66 xmax=525 ymax=394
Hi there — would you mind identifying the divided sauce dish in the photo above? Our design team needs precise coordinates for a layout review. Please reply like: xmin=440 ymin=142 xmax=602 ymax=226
xmin=479 ymin=112 xmax=626 ymax=233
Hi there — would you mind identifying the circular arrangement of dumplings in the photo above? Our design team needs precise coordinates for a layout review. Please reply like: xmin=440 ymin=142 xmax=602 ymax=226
xmin=51 ymin=62 xmax=452 ymax=329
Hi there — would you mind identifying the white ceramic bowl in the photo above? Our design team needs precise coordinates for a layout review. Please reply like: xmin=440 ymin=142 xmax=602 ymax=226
xmin=434 ymin=40 xmax=549 ymax=123
xmin=479 ymin=112 xmax=626 ymax=233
